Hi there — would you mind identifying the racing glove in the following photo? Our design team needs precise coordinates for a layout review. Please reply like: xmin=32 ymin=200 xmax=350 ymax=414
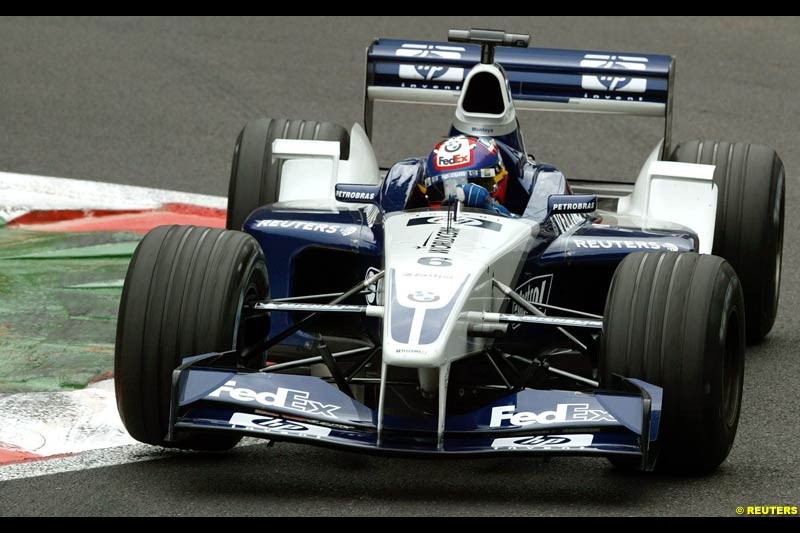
xmin=457 ymin=183 xmax=514 ymax=217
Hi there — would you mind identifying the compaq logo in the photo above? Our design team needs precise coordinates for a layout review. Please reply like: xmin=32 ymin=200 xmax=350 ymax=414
xmin=580 ymin=53 xmax=648 ymax=93
xmin=396 ymin=43 xmax=465 ymax=82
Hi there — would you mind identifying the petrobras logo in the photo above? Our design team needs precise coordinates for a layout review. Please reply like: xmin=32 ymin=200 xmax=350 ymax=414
xmin=335 ymin=184 xmax=378 ymax=203
xmin=209 ymin=381 xmax=341 ymax=418
xmin=396 ymin=43 xmax=466 ymax=82
xmin=491 ymin=434 xmax=594 ymax=450
xmin=553 ymin=201 xmax=593 ymax=211
xmin=229 ymin=412 xmax=331 ymax=438
xmin=489 ymin=403 xmax=616 ymax=428
xmin=335 ymin=190 xmax=375 ymax=201
xmin=580 ymin=53 xmax=648 ymax=93
xmin=550 ymin=199 xmax=597 ymax=213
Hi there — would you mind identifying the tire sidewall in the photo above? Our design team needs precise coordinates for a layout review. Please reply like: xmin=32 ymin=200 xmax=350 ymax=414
xmin=698 ymin=270 xmax=745 ymax=468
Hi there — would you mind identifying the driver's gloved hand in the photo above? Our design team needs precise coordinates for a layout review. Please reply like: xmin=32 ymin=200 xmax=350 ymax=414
xmin=457 ymin=183 xmax=514 ymax=217
xmin=458 ymin=182 xmax=491 ymax=208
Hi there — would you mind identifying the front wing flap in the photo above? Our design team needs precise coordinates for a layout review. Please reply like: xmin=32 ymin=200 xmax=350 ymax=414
xmin=170 ymin=365 xmax=662 ymax=467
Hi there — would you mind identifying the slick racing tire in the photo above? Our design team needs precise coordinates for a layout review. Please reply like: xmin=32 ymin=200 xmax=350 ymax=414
xmin=226 ymin=118 xmax=350 ymax=230
xmin=600 ymin=251 xmax=745 ymax=474
xmin=115 ymin=225 xmax=269 ymax=450
xmin=670 ymin=140 xmax=785 ymax=344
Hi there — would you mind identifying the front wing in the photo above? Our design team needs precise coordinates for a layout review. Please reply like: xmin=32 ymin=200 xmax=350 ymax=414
xmin=169 ymin=360 xmax=662 ymax=468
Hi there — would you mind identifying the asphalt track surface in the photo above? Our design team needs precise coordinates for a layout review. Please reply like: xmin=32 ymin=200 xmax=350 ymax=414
xmin=1 ymin=16 xmax=799 ymax=516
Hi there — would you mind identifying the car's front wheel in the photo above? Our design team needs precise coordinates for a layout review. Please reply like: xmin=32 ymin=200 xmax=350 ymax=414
xmin=600 ymin=251 xmax=745 ymax=473
xmin=115 ymin=225 xmax=269 ymax=449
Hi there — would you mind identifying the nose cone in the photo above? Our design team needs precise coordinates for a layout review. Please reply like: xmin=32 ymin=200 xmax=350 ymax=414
xmin=383 ymin=267 xmax=472 ymax=367
xmin=381 ymin=210 xmax=536 ymax=368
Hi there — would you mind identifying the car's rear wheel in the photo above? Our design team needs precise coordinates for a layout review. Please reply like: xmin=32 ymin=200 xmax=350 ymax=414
xmin=226 ymin=118 xmax=350 ymax=230
xmin=600 ymin=251 xmax=745 ymax=473
xmin=115 ymin=225 xmax=269 ymax=449
xmin=670 ymin=140 xmax=785 ymax=343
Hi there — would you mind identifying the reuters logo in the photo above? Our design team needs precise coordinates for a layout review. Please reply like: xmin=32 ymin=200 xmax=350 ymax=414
xmin=736 ymin=505 xmax=798 ymax=516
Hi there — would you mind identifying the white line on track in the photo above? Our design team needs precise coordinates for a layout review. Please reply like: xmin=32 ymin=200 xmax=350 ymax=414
xmin=0 ymin=171 xmax=226 ymax=223
xmin=0 ymin=443 xmax=166 ymax=481
xmin=0 ymin=380 xmax=136 ymax=458
xmin=0 ymin=439 xmax=267 ymax=481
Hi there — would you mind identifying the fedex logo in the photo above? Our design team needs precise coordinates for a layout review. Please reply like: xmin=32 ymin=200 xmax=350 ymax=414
xmin=433 ymin=137 xmax=474 ymax=170
xmin=209 ymin=381 xmax=341 ymax=418
xmin=490 ymin=403 xmax=615 ymax=428
xmin=437 ymin=153 xmax=470 ymax=167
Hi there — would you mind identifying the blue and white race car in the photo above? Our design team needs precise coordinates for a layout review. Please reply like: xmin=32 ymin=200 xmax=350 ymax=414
xmin=114 ymin=29 xmax=785 ymax=473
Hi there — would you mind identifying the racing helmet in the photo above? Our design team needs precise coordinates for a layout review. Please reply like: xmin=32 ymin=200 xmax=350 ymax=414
xmin=421 ymin=135 xmax=508 ymax=204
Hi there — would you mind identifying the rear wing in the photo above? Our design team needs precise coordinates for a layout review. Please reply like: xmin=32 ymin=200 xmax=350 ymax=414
xmin=364 ymin=38 xmax=675 ymax=159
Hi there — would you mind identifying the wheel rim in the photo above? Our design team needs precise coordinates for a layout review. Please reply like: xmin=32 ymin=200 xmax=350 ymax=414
xmin=232 ymin=263 xmax=269 ymax=357
xmin=722 ymin=309 xmax=742 ymax=427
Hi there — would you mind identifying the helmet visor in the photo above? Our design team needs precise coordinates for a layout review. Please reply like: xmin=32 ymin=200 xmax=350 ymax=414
xmin=423 ymin=173 xmax=469 ymax=203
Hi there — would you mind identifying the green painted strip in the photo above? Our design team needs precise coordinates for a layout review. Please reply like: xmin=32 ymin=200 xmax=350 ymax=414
xmin=0 ymin=228 xmax=142 ymax=393
xmin=4 ymin=241 xmax=138 ymax=260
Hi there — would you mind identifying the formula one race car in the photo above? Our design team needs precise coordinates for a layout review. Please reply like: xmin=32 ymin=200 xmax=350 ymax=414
xmin=114 ymin=29 xmax=785 ymax=473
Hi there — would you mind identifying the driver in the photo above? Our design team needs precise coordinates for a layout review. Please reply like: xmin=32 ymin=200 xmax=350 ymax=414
xmin=419 ymin=135 xmax=514 ymax=217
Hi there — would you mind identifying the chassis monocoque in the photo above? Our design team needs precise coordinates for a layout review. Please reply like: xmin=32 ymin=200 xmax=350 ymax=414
xmin=114 ymin=29 xmax=785 ymax=473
